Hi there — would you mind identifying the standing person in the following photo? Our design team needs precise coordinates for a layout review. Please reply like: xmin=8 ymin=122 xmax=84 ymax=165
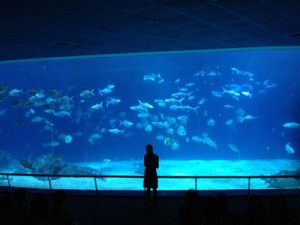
xmin=143 ymin=144 xmax=159 ymax=207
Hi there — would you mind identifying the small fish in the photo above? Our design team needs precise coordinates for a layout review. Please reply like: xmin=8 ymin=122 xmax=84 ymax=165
xmin=80 ymin=89 xmax=94 ymax=98
xmin=228 ymin=144 xmax=240 ymax=153
xmin=138 ymin=100 xmax=153 ymax=109
xmin=285 ymin=142 xmax=295 ymax=154
xmin=98 ymin=88 xmax=112 ymax=96
xmin=90 ymin=102 xmax=103 ymax=111
xmin=64 ymin=134 xmax=73 ymax=144
xmin=9 ymin=89 xmax=23 ymax=96
xmin=106 ymin=98 xmax=121 ymax=107
xmin=143 ymin=73 xmax=161 ymax=81
xmin=108 ymin=128 xmax=124 ymax=135
xmin=88 ymin=133 xmax=102 ymax=144
xmin=119 ymin=120 xmax=133 ymax=128
xmin=224 ymin=105 xmax=234 ymax=109
xmin=241 ymin=91 xmax=252 ymax=98
xmin=207 ymin=119 xmax=215 ymax=127
xmin=52 ymin=110 xmax=71 ymax=117
xmin=192 ymin=136 xmax=203 ymax=143
xmin=31 ymin=116 xmax=44 ymax=123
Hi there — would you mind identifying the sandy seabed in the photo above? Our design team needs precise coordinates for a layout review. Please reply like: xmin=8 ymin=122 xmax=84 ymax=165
xmin=1 ymin=159 xmax=300 ymax=191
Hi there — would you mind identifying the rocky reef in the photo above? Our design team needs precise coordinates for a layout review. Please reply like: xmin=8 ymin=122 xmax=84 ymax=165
xmin=16 ymin=154 xmax=101 ymax=179
xmin=262 ymin=168 xmax=300 ymax=189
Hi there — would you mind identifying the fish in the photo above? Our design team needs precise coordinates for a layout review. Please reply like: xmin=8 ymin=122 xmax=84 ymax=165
xmin=166 ymin=128 xmax=174 ymax=135
xmin=119 ymin=120 xmax=133 ymax=128
xmin=169 ymin=104 xmax=199 ymax=113
xmin=108 ymin=128 xmax=124 ymax=135
xmin=137 ymin=112 xmax=150 ymax=118
xmin=8 ymin=88 xmax=23 ymax=96
xmin=192 ymin=136 xmax=203 ymax=143
xmin=138 ymin=100 xmax=153 ymax=109
xmin=210 ymin=91 xmax=223 ymax=98
xmin=202 ymin=137 xmax=217 ymax=149
xmin=106 ymin=98 xmax=121 ymax=107
xmin=285 ymin=142 xmax=295 ymax=154
xmin=207 ymin=119 xmax=215 ymax=127
xmin=228 ymin=144 xmax=240 ymax=153
xmin=130 ymin=105 xmax=147 ymax=112
xmin=164 ymin=98 xmax=184 ymax=105
xmin=177 ymin=115 xmax=188 ymax=123
xmin=31 ymin=116 xmax=44 ymax=123
xmin=151 ymin=121 xmax=169 ymax=129
xmin=47 ymin=89 xmax=62 ymax=97
xmin=198 ymin=98 xmax=207 ymax=105
xmin=241 ymin=91 xmax=252 ymax=98
xmin=225 ymin=119 xmax=233 ymax=126
xmin=144 ymin=124 xmax=152 ymax=132
xmin=143 ymin=73 xmax=161 ymax=81
xmin=52 ymin=110 xmax=71 ymax=117
xmin=90 ymin=102 xmax=103 ymax=111
xmin=80 ymin=89 xmax=94 ymax=98
xmin=171 ymin=91 xmax=193 ymax=98
xmin=58 ymin=133 xmax=73 ymax=143
xmin=236 ymin=115 xmax=257 ymax=123
xmin=88 ymin=133 xmax=102 ymax=144
xmin=222 ymin=87 xmax=240 ymax=97
xmin=98 ymin=87 xmax=112 ymax=96
xmin=64 ymin=134 xmax=73 ymax=143
xmin=176 ymin=125 xmax=186 ymax=136
xmin=224 ymin=105 xmax=234 ymax=109
xmin=283 ymin=122 xmax=300 ymax=128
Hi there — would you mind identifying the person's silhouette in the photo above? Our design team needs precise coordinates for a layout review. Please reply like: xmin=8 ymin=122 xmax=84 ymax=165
xmin=143 ymin=144 xmax=159 ymax=207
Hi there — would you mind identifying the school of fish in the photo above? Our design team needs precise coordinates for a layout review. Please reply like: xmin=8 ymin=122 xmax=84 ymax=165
xmin=0 ymin=67 xmax=298 ymax=155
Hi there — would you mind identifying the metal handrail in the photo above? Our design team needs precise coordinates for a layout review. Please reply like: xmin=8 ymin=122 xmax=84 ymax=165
xmin=1 ymin=173 xmax=299 ymax=194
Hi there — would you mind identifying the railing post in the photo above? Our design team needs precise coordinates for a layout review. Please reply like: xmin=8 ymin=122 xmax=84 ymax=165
xmin=248 ymin=177 xmax=251 ymax=196
xmin=48 ymin=176 xmax=52 ymax=193
xmin=6 ymin=175 xmax=11 ymax=191
xmin=94 ymin=177 xmax=98 ymax=195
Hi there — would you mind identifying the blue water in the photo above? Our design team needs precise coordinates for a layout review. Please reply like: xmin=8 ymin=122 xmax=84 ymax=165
xmin=0 ymin=48 xmax=299 ymax=165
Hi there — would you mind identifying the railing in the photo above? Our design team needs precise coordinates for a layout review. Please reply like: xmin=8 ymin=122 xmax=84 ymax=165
xmin=1 ymin=173 xmax=300 ymax=195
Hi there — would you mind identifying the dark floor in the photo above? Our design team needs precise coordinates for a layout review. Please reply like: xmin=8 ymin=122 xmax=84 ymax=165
xmin=1 ymin=190 xmax=300 ymax=225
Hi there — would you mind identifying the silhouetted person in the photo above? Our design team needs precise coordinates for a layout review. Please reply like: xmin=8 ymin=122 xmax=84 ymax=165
xmin=179 ymin=189 xmax=203 ymax=225
xmin=265 ymin=195 xmax=290 ymax=225
xmin=51 ymin=190 xmax=73 ymax=225
xmin=243 ymin=195 xmax=267 ymax=225
xmin=13 ymin=188 xmax=29 ymax=225
xmin=214 ymin=193 xmax=242 ymax=225
xmin=143 ymin=144 xmax=159 ymax=207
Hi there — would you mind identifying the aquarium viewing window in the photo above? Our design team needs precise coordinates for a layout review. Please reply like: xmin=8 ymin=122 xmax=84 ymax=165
xmin=0 ymin=47 xmax=299 ymax=191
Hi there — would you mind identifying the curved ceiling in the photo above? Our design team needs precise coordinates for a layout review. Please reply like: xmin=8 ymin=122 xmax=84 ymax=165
xmin=1 ymin=0 xmax=300 ymax=61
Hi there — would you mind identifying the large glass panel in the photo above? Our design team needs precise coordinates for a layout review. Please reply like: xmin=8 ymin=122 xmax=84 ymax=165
xmin=0 ymin=47 xmax=299 ymax=191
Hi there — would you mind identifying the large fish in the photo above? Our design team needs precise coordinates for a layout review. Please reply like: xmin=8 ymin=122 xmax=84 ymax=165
xmin=283 ymin=122 xmax=300 ymax=128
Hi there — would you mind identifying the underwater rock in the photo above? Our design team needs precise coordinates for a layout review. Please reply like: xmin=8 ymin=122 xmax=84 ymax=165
xmin=0 ymin=150 xmax=13 ymax=167
xmin=18 ymin=159 xmax=33 ymax=170
xmin=59 ymin=165 xmax=101 ymax=176
xmin=262 ymin=168 xmax=300 ymax=188
xmin=16 ymin=154 xmax=101 ymax=179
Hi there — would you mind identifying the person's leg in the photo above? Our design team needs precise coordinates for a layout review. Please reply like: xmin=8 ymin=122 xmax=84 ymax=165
xmin=153 ymin=188 xmax=157 ymax=206
xmin=146 ymin=187 xmax=151 ymax=199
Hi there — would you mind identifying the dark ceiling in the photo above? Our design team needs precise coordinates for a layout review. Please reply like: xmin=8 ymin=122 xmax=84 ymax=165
xmin=1 ymin=0 xmax=300 ymax=61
